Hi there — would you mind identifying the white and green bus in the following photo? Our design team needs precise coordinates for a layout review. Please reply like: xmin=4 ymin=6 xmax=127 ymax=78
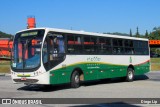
xmin=11 ymin=28 xmax=150 ymax=88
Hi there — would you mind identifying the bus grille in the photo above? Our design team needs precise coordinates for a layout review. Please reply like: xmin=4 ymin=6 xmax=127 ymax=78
xmin=13 ymin=79 xmax=38 ymax=83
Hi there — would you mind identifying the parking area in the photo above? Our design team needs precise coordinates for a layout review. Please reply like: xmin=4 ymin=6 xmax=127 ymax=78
xmin=0 ymin=71 xmax=160 ymax=107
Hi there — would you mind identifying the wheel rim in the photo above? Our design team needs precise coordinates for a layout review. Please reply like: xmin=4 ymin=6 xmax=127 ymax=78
xmin=128 ymin=71 xmax=133 ymax=80
xmin=75 ymin=74 xmax=79 ymax=83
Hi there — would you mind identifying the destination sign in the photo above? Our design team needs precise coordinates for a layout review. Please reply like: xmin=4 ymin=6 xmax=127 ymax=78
xmin=21 ymin=31 xmax=38 ymax=37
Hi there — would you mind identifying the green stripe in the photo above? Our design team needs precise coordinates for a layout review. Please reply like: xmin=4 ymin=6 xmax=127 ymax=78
xmin=17 ymin=74 xmax=31 ymax=77
xmin=50 ymin=61 xmax=150 ymax=85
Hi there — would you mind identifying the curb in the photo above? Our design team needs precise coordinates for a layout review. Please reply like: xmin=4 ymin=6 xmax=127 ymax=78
xmin=0 ymin=73 xmax=5 ymax=76
xmin=0 ymin=73 xmax=11 ymax=76
xmin=5 ymin=73 xmax=11 ymax=76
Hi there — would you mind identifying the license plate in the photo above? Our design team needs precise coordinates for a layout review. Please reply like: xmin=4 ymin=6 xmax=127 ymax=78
xmin=21 ymin=77 xmax=27 ymax=81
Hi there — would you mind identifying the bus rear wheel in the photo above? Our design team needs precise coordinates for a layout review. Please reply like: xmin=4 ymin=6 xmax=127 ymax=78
xmin=126 ymin=68 xmax=134 ymax=82
xmin=71 ymin=71 xmax=80 ymax=88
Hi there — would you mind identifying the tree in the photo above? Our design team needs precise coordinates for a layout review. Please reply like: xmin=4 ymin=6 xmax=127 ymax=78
xmin=147 ymin=26 xmax=160 ymax=40
xmin=135 ymin=27 xmax=140 ymax=37
xmin=104 ymin=32 xmax=129 ymax=36
xmin=0 ymin=31 xmax=13 ymax=38
xmin=130 ymin=29 xmax=132 ymax=37
xmin=153 ymin=26 xmax=160 ymax=31
xmin=145 ymin=30 xmax=149 ymax=38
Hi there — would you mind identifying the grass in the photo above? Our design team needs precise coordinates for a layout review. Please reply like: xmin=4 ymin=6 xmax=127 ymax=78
xmin=0 ymin=60 xmax=10 ymax=65
xmin=151 ymin=58 xmax=160 ymax=71
xmin=0 ymin=60 xmax=11 ymax=73
xmin=0 ymin=58 xmax=160 ymax=73
xmin=0 ymin=65 xmax=10 ymax=73
xmin=150 ymin=58 xmax=160 ymax=63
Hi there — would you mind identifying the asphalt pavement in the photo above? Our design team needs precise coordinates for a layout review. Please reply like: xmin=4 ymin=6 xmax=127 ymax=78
xmin=0 ymin=71 xmax=160 ymax=107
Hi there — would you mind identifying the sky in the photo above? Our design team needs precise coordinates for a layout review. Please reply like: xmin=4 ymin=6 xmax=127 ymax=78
xmin=0 ymin=0 xmax=160 ymax=35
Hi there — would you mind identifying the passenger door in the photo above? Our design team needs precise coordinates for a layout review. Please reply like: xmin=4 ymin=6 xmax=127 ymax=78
xmin=42 ymin=32 xmax=65 ymax=71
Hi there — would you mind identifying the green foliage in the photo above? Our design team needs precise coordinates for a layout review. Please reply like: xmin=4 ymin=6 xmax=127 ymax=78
xmin=0 ymin=31 xmax=13 ymax=38
xmin=153 ymin=27 xmax=160 ymax=31
xmin=130 ymin=29 xmax=132 ymax=37
xmin=135 ymin=27 xmax=140 ymax=37
xmin=148 ymin=26 xmax=160 ymax=55
xmin=145 ymin=30 xmax=149 ymax=37
xmin=147 ymin=26 xmax=160 ymax=40
xmin=104 ymin=32 xmax=129 ymax=36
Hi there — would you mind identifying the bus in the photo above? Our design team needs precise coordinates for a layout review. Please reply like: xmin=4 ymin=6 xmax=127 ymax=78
xmin=11 ymin=28 xmax=150 ymax=88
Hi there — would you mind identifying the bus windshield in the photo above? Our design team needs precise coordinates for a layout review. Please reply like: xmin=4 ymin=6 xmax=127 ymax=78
xmin=11 ymin=30 xmax=45 ymax=70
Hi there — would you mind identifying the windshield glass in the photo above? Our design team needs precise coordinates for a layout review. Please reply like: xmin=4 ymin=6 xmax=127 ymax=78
xmin=11 ymin=30 xmax=45 ymax=70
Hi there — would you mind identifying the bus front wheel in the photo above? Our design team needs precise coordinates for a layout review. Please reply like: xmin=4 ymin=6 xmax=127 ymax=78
xmin=71 ymin=71 xmax=80 ymax=88
xmin=126 ymin=68 xmax=134 ymax=82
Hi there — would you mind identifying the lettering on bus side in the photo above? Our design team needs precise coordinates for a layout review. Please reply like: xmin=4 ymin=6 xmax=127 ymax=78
xmin=87 ymin=57 xmax=101 ymax=62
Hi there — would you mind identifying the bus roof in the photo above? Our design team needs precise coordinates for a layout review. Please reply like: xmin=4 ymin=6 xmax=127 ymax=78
xmin=17 ymin=27 xmax=148 ymax=41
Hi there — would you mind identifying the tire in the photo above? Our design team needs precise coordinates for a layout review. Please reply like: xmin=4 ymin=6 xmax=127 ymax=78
xmin=126 ymin=68 xmax=134 ymax=82
xmin=71 ymin=71 xmax=80 ymax=88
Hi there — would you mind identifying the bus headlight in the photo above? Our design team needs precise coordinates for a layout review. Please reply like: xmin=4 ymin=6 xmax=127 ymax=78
xmin=34 ymin=70 xmax=43 ymax=76
xmin=34 ymin=72 xmax=39 ymax=76
xmin=11 ymin=72 xmax=16 ymax=75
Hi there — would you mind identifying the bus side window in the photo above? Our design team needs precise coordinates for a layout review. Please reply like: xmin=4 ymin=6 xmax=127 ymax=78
xmin=42 ymin=40 xmax=48 ymax=64
xmin=67 ymin=34 xmax=82 ymax=54
xmin=48 ymin=34 xmax=65 ymax=61
xmin=83 ymin=36 xmax=97 ymax=54
xmin=124 ymin=40 xmax=134 ymax=55
xmin=43 ymin=33 xmax=66 ymax=71
xmin=58 ymin=36 xmax=65 ymax=54
xmin=52 ymin=37 xmax=58 ymax=58
xmin=112 ymin=39 xmax=124 ymax=54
